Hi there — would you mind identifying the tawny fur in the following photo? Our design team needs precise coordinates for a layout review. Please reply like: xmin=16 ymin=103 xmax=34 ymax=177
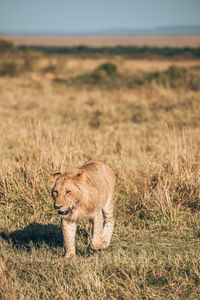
xmin=51 ymin=160 xmax=115 ymax=258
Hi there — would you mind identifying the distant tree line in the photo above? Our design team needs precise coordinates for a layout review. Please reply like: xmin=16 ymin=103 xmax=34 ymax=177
xmin=1 ymin=39 xmax=200 ymax=58
xmin=18 ymin=45 xmax=200 ymax=58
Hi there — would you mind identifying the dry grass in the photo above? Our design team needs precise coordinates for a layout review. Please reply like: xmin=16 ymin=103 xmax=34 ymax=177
xmin=43 ymin=57 xmax=200 ymax=74
xmin=1 ymin=35 xmax=200 ymax=48
xmin=0 ymin=52 xmax=200 ymax=299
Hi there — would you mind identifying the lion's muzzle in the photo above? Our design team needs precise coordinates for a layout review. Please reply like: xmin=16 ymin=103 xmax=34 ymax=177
xmin=57 ymin=207 xmax=71 ymax=216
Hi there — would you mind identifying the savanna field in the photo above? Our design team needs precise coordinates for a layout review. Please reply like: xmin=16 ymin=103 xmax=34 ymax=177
xmin=0 ymin=40 xmax=200 ymax=299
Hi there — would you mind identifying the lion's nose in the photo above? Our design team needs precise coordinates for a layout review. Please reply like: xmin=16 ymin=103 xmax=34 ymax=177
xmin=54 ymin=204 xmax=63 ymax=210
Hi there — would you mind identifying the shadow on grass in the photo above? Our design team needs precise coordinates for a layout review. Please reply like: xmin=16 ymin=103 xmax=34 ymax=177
xmin=0 ymin=222 xmax=89 ymax=256
xmin=0 ymin=223 xmax=63 ymax=250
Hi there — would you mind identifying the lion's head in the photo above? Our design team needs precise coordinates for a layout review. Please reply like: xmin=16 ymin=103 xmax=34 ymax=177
xmin=51 ymin=167 xmax=85 ymax=218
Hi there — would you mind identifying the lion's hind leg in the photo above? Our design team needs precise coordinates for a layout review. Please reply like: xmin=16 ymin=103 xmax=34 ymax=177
xmin=102 ymin=198 xmax=114 ymax=249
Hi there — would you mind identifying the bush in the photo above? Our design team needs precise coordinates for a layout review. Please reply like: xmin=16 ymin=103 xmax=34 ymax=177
xmin=95 ymin=62 xmax=117 ymax=76
xmin=164 ymin=66 xmax=187 ymax=80
xmin=86 ymin=62 xmax=118 ymax=84
xmin=145 ymin=66 xmax=200 ymax=90
xmin=0 ymin=39 xmax=15 ymax=53
xmin=188 ymin=74 xmax=200 ymax=91
xmin=70 ymin=64 xmax=200 ymax=91
xmin=0 ymin=61 xmax=18 ymax=76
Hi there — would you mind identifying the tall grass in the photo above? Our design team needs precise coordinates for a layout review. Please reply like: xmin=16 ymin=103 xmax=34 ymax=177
xmin=0 ymin=52 xmax=200 ymax=299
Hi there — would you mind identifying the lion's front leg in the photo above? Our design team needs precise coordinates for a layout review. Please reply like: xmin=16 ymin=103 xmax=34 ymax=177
xmin=90 ymin=210 xmax=103 ymax=251
xmin=61 ymin=218 xmax=76 ymax=258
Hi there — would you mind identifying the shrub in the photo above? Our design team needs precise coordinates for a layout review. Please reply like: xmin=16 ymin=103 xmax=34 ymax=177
xmin=0 ymin=39 xmax=15 ymax=53
xmin=86 ymin=62 xmax=118 ymax=84
xmin=145 ymin=66 xmax=200 ymax=90
xmin=164 ymin=66 xmax=187 ymax=80
xmin=95 ymin=62 xmax=117 ymax=76
xmin=163 ymin=66 xmax=200 ymax=90
xmin=0 ymin=60 xmax=18 ymax=76
xmin=188 ymin=74 xmax=200 ymax=91
xmin=70 ymin=64 xmax=200 ymax=91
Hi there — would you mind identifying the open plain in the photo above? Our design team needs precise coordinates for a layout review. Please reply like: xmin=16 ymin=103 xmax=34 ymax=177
xmin=0 ymin=42 xmax=200 ymax=299
xmin=1 ymin=34 xmax=200 ymax=47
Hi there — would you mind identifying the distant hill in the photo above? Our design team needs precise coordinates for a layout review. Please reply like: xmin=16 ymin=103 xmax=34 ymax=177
xmin=98 ymin=25 xmax=200 ymax=35
xmin=1 ymin=25 xmax=200 ymax=36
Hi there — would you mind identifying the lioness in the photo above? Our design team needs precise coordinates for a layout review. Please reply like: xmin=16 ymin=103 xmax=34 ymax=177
xmin=51 ymin=160 xmax=115 ymax=258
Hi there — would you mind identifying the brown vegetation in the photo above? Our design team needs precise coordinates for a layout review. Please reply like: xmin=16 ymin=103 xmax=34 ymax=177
xmin=0 ymin=48 xmax=200 ymax=299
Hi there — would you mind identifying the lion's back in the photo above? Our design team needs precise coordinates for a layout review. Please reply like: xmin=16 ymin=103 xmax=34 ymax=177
xmin=81 ymin=160 xmax=115 ymax=206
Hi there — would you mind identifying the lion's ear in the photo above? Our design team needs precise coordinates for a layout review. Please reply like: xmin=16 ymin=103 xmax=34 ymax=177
xmin=75 ymin=170 xmax=85 ymax=181
xmin=49 ymin=171 xmax=61 ymax=187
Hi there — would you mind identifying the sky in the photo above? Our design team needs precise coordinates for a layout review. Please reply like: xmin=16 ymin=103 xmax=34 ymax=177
xmin=0 ymin=0 xmax=200 ymax=33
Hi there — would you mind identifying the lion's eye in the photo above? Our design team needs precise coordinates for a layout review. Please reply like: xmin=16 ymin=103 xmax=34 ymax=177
xmin=52 ymin=190 xmax=58 ymax=197
xmin=66 ymin=190 xmax=71 ymax=195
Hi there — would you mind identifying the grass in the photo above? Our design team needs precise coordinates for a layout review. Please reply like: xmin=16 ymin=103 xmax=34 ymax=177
xmin=0 ymin=49 xmax=200 ymax=299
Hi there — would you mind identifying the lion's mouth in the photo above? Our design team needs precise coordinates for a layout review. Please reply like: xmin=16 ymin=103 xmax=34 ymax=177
xmin=58 ymin=207 xmax=71 ymax=216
